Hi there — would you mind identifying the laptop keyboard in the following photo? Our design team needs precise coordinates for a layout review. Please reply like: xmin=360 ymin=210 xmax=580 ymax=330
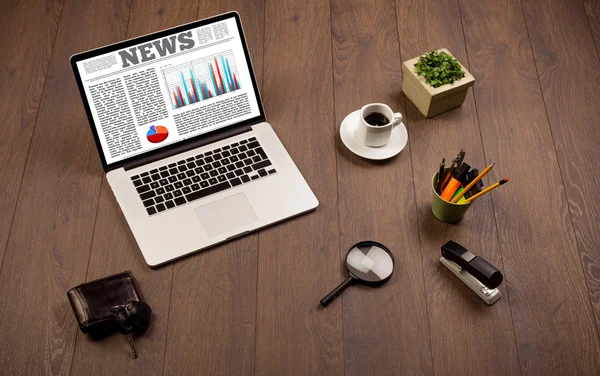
xmin=130 ymin=137 xmax=277 ymax=216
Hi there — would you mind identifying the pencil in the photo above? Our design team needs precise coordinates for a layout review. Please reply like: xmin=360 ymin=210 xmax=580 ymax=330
xmin=463 ymin=178 xmax=509 ymax=203
xmin=451 ymin=163 xmax=495 ymax=203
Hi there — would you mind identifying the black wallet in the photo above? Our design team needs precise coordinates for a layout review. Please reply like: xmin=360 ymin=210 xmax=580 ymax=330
xmin=67 ymin=271 xmax=152 ymax=358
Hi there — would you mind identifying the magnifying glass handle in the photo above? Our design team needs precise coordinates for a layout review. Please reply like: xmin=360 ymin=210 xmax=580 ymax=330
xmin=320 ymin=277 xmax=353 ymax=307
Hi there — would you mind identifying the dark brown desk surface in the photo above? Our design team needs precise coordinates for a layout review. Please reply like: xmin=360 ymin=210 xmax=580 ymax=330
xmin=1 ymin=0 xmax=600 ymax=375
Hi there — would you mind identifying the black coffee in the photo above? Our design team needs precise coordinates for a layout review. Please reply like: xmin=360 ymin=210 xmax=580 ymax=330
xmin=363 ymin=112 xmax=390 ymax=126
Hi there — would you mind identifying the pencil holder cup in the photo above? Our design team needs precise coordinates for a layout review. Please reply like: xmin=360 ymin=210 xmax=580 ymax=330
xmin=431 ymin=170 xmax=472 ymax=224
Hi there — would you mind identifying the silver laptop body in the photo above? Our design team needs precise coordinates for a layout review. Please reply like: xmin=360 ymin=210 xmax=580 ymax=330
xmin=71 ymin=12 xmax=318 ymax=266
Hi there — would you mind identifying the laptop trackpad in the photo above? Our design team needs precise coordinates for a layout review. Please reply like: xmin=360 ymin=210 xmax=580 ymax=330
xmin=194 ymin=193 xmax=258 ymax=237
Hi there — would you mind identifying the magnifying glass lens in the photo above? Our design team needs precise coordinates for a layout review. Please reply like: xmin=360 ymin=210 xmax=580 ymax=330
xmin=347 ymin=244 xmax=394 ymax=282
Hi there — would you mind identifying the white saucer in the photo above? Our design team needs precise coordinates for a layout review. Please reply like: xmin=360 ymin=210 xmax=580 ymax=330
xmin=340 ymin=110 xmax=408 ymax=160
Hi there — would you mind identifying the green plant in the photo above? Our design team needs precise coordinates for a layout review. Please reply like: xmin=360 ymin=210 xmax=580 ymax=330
xmin=414 ymin=51 xmax=465 ymax=88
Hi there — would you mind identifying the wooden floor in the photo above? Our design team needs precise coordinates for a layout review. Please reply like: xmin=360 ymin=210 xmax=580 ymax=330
xmin=1 ymin=0 xmax=600 ymax=374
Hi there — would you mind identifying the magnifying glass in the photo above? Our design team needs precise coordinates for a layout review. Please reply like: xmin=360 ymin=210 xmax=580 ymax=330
xmin=320 ymin=241 xmax=395 ymax=307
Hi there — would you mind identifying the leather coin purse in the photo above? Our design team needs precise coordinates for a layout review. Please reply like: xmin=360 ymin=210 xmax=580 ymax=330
xmin=67 ymin=271 xmax=152 ymax=358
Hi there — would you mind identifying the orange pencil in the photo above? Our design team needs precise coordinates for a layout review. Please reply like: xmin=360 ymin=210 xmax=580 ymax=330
xmin=451 ymin=163 xmax=495 ymax=203
xmin=463 ymin=178 xmax=509 ymax=203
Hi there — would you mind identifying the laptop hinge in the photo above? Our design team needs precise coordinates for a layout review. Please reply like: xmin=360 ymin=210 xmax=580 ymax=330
xmin=123 ymin=125 xmax=253 ymax=171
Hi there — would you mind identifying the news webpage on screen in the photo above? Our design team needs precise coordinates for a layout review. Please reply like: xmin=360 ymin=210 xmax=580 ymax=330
xmin=76 ymin=17 xmax=260 ymax=165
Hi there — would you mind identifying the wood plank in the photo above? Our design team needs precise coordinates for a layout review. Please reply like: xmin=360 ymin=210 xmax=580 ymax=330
xmin=521 ymin=0 xmax=600 ymax=342
xmin=583 ymin=0 xmax=600 ymax=59
xmin=0 ymin=0 xmax=130 ymax=374
xmin=162 ymin=3 xmax=264 ymax=375
xmin=255 ymin=0 xmax=344 ymax=374
xmin=394 ymin=0 xmax=522 ymax=374
xmin=69 ymin=1 xmax=197 ymax=374
xmin=330 ymin=1 xmax=432 ymax=374
xmin=460 ymin=0 xmax=600 ymax=373
xmin=0 ymin=0 xmax=64 ymax=266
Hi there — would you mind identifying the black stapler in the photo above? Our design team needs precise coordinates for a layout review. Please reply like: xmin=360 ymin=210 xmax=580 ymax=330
xmin=440 ymin=241 xmax=503 ymax=305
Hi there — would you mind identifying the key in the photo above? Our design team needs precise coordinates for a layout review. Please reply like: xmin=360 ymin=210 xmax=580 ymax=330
xmin=127 ymin=334 xmax=138 ymax=358
xmin=110 ymin=302 xmax=152 ymax=359
xmin=252 ymin=160 xmax=272 ymax=170
xmin=255 ymin=147 xmax=267 ymax=159
xmin=185 ymin=181 xmax=231 ymax=202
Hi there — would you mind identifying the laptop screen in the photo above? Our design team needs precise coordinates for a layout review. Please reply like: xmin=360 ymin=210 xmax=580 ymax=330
xmin=72 ymin=13 xmax=263 ymax=168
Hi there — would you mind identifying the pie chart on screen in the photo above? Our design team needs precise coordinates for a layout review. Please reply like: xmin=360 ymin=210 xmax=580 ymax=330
xmin=147 ymin=125 xmax=169 ymax=143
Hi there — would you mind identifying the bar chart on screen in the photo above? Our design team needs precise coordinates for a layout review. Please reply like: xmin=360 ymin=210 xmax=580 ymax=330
xmin=161 ymin=50 xmax=241 ymax=110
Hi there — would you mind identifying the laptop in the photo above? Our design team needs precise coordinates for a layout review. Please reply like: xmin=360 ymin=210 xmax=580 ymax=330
xmin=71 ymin=12 xmax=318 ymax=267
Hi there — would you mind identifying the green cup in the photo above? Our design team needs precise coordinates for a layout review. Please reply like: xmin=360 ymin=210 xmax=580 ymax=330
xmin=431 ymin=170 xmax=472 ymax=224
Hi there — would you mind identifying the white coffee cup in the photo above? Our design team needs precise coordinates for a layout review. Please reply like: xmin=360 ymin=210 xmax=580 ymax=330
xmin=356 ymin=103 xmax=402 ymax=147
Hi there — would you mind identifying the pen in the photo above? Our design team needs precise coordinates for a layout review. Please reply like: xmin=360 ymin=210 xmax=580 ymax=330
xmin=463 ymin=178 xmax=509 ymax=203
xmin=451 ymin=163 xmax=495 ymax=203
xmin=436 ymin=158 xmax=445 ymax=194
xmin=441 ymin=149 xmax=465 ymax=191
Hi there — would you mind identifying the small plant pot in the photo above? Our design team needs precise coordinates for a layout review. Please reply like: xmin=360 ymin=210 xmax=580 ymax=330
xmin=431 ymin=170 xmax=472 ymax=224
xmin=402 ymin=48 xmax=475 ymax=118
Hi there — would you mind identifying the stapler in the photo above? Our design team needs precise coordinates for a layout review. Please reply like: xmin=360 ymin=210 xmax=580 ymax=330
xmin=440 ymin=241 xmax=503 ymax=305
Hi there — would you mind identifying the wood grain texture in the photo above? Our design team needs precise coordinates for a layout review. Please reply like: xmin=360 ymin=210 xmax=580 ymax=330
xmin=162 ymin=2 xmax=263 ymax=375
xmin=394 ymin=0 xmax=522 ymax=374
xmin=0 ymin=0 xmax=64 ymax=267
xmin=2 ymin=1 xmax=600 ymax=374
xmin=0 ymin=0 xmax=131 ymax=374
xmin=521 ymin=0 xmax=600 ymax=343
xmin=583 ymin=0 xmax=600 ymax=60
xmin=460 ymin=0 xmax=600 ymax=374
xmin=255 ymin=0 xmax=344 ymax=374
xmin=69 ymin=1 xmax=198 ymax=374
xmin=330 ymin=1 xmax=432 ymax=374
